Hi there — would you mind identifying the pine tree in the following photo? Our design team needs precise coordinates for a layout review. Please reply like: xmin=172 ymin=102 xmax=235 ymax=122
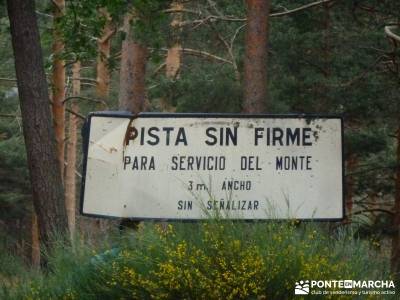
xmin=7 ymin=0 xmax=68 ymax=257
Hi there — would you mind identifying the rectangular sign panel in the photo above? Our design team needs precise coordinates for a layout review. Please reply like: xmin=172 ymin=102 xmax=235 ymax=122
xmin=81 ymin=113 xmax=343 ymax=220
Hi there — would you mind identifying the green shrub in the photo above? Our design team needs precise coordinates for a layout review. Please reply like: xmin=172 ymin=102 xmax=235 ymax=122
xmin=3 ymin=221 xmax=392 ymax=300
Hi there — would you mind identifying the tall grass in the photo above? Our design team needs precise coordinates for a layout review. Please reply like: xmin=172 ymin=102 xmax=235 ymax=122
xmin=1 ymin=220 xmax=393 ymax=299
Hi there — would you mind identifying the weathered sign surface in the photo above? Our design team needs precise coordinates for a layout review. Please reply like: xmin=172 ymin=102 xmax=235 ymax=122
xmin=81 ymin=112 xmax=343 ymax=220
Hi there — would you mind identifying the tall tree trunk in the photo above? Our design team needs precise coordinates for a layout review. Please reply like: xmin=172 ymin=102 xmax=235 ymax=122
xmin=166 ymin=47 xmax=181 ymax=80
xmin=119 ymin=13 xmax=148 ymax=113
xmin=7 ymin=0 xmax=68 ymax=254
xmin=31 ymin=212 xmax=40 ymax=267
xmin=160 ymin=0 xmax=182 ymax=112
xmin=316 ymin=1 xmax=332 ymax=112
xmin=96 ymin=8 xmax=114 ymax=105
xmin=243 ymin=0 xmax=270 ymax=113
xmin=391 ymin=127 xmax=400 ymax=276
xmin=345 ymin=154 xmax=358 ymax=220
xmin=64 ymin=62 xmax=80 ymax=238
xmin=52 ymin=0 xmax=66 ymax=176
xmin=166 ymin=1 xmax=182 ymax=80
xmin=118 ymin=12 xmax=148 ymax=231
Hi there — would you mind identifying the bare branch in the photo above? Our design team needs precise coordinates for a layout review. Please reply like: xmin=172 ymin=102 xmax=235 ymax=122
xmin=62 ymin=96 xmax=108 ymax=108
xmin=181 ymin=15 xmax=246 ymax=25
xmin=182 ymin=48 xmax=232 ymax=64
xmin=49 ymin=97 xmax=86 ymax=119
xmin=72 ymin=77 xmax=97 ymax=83
xmin=0 ymin=113 xmax=20 ymax=118
xmin=66 ymin=107 xmax=85 ymax=120
xmin=148 ymin=83 xmax=160 ymax=90
xmin=230 ymin=23 xmax=246 ymax=48
xmin=168 ymin=0 xmax=336 ymax=26
xmin=156 ymin=47 xmax=232 ymax=64
xmin=208 ymin=23 xmax=240 ymax=80
xmin=355 ymin=200 xmax=394 ymax=206
xmin=81 ymin=82 xmax=96 ymax=87
xmin=64 ymin=58 xmax=79 ymax=68
xmin=36 ymin=11 xmax=53 ymax=18
xmin=385 ymin=25 xmax=400 ymax=42
xmin=64 ymin=161 xmax=82 ymax=178
xmin=163 ymin=8 xmax=200 ymax=15
xmin=0 ymin=77 xmax=17 ymax=82
xmin=349 ymin=208 xmax=394 ymax=216
xmin=270 ymin=0 xmax=335 ymax=17
xmin=164 ymin=7 xmax=245 ymax=23
xmin=98 ymin=27 xmax=116 ymax=44
xmin=151 ymin=62 xmax=166 ymax=78
xmin=346 ymin=165 xmax=395 ymax=177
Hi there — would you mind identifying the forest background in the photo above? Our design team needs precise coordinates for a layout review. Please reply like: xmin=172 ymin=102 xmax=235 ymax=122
xmin=1 ymin=0 xmax=400 ymax=298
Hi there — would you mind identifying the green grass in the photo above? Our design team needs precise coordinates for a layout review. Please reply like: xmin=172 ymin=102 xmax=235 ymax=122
xmin=0 ymin=220 xmax=393 ymax=300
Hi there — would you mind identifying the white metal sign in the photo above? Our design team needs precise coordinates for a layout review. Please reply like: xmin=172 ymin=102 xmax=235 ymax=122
xmin=81 ymin=113 xmax=343 ymax=220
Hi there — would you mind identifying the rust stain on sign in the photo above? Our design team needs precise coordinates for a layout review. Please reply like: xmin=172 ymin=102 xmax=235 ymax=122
xmin=122 ymin=115 xmax=139 ymax=162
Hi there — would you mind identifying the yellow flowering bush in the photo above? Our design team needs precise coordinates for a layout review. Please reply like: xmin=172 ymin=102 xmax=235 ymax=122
xmin=12 ymin=221 xmax=392 ymax=300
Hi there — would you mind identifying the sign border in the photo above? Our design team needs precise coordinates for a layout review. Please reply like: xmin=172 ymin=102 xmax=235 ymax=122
xmin=80 ymin=112 xmax=345 ymax=222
